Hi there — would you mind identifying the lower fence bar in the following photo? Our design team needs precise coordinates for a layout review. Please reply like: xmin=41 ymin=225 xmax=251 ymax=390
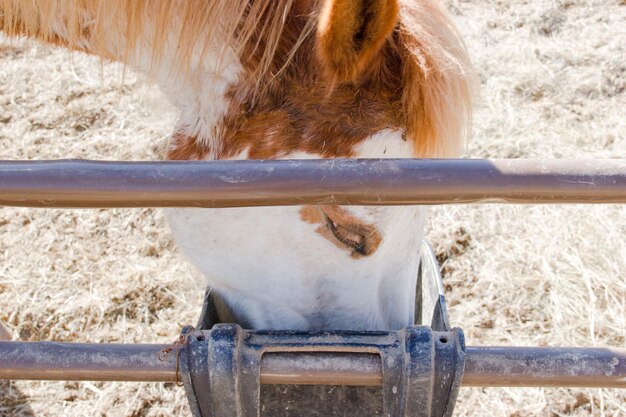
xmin=1 ymin=342 xmax=625 ymax=388
xmin=0 ymin=341 xmax=176 ymax=382
xmin=463 ymin=346 xmax=626 ymax=388
xmin=0 ymin=159 xmax=625 ymax=208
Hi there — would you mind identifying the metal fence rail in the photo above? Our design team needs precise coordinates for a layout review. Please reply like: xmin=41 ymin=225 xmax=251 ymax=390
xmin=0 ymin=341 xmax=625 ymax=388
xmin=0 ymin=158 xmax=625 ymax=208
xmin=2 ymin=158 xmax=625 ymax=393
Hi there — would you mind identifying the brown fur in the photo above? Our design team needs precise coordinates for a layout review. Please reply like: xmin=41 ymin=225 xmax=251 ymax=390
xmin=398 ymin=1 xmax=475 ymax=157
xmin=217 ymin=16 xmax=406 ymax=159
xmin=317 ymin=0 xmax=400 ymax=83
xmin=195 ymin=0 xmax=473 ymax=160
xmin=300 ymin=206 xmax=382 ymax=258
xmin=167 ymin=132 xmax=209 ymax=161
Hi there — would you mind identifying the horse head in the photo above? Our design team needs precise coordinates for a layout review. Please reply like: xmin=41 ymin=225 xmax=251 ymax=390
xmin=1 ymin=0 xmax=474 ymax=330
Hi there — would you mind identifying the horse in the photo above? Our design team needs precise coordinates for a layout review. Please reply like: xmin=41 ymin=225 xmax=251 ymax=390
xmin=0 ymin=0 xmax=474 ymax=331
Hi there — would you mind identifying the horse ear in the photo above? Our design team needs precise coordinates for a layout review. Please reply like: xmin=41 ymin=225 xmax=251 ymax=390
xmin=316 ymin=0 xmax=399 ymax=82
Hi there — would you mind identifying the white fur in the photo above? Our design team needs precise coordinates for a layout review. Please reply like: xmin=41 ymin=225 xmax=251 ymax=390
xmin=167 ymin=130 xmax=428 ymax=330
xmin=125 ymin=26 xmax=242 ymax=156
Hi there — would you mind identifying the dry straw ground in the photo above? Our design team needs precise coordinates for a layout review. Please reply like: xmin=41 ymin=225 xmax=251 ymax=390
xmin=1 ymin=1 xmax=625 ymax=416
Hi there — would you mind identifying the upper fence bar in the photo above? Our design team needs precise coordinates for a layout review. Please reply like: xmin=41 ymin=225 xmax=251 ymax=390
xmin=0 ymin=158 xmax=625 ymax=208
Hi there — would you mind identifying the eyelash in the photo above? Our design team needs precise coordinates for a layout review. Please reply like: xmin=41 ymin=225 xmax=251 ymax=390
xmin=323 ymin=213 xmax=368 ymax=255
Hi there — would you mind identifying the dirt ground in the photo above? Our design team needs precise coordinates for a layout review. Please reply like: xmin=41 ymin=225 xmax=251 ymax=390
xmin=1 ymin=1 xmax=625 ymax=416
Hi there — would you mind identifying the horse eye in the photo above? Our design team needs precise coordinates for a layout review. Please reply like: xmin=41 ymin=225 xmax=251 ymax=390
xmin=326 ymin=217 xmax=368 ymax=255
xmin=322 ymin=210 xmax=381 ymax=257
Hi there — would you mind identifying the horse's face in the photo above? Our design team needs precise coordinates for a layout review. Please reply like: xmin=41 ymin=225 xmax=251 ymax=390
xmin=163 ymin=0 xmax=471 ymax=330
xmin=1 ymin=0 xmax=471 ymax=330
xmin=167 ymin=140 xmax=428 ymax=330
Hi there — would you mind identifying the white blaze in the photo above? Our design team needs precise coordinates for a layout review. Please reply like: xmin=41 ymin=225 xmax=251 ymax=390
xmin=167 ymin=130 xmax=428 ymax=330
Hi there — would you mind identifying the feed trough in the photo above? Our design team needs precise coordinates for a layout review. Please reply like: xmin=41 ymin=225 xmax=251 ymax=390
xmin=1 ymin=158 xmax=625 ymax=416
